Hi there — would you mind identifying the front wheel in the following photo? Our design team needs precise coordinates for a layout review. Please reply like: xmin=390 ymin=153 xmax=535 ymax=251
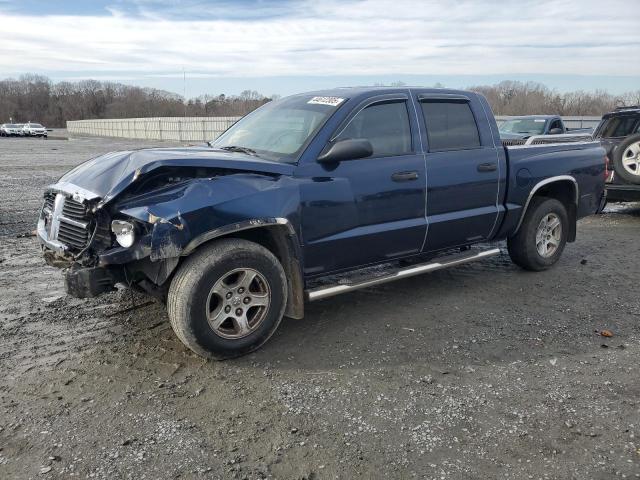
xmin=508 ymin=197 xmax=569 ymax=271
xmin=167 ymin=239 xmax=287 ymax=360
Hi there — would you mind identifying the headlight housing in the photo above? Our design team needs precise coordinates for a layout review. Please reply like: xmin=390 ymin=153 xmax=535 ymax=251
xmin=111 ymin=220 xmax=136 ymax=248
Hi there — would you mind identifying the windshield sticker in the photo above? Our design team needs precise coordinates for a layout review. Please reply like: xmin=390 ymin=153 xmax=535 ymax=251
xmin=308 ymin=96 xmax=345 ymax=107
xmin=534 ymin=119 xmax=545 ymax=122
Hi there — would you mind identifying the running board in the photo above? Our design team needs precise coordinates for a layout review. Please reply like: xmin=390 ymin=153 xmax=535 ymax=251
xmin=305 ymin=247 xmax=501 ymax=301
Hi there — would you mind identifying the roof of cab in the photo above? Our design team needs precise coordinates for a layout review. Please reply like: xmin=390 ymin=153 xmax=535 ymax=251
xmin=287 ymin=86 xmax=480 ymax=103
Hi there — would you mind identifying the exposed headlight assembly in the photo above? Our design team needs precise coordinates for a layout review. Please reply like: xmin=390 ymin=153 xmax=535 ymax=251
xmin=111 ymin=220 xmax=136 ymax=248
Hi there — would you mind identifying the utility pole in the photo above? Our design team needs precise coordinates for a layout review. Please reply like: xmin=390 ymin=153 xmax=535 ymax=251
xmin=183 ymin=67 xmax=187 ymax=118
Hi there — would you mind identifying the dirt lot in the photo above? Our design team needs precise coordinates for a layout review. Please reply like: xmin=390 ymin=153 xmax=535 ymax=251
xmin=1 ymin=135 xmax=639 ymax=480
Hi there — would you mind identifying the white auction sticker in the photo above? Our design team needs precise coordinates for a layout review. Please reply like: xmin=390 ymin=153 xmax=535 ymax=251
xmin=534 ymin=119 xmax=545 ymax=122
xmin=307 ymin=96 xmax=345 ymax=107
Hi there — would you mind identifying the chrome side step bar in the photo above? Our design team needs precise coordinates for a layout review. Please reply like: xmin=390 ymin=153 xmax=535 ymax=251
xmin=305 ymin=247 xmax=501 ymax=301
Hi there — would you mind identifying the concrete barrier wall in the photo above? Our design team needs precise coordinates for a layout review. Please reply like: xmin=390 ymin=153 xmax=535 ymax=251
xmin=66 ymin=117 xmax=242 ymax=142
xmin=67 ymin=115 xmax=603 ymax=142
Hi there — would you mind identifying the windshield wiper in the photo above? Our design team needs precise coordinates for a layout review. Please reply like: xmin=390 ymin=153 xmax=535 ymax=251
xmin=219 ymin=145 xmax=259 ymax=156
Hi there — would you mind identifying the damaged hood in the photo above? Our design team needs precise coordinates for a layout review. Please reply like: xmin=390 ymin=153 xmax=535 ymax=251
xmin=55 ymin=146 xmax=295 ymax=203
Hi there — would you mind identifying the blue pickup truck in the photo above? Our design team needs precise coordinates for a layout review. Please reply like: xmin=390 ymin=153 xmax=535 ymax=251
xmin=499 ymin=115 xmax=593 ymax=143
xmin=38 ymin=87 xmax=606 ymax=359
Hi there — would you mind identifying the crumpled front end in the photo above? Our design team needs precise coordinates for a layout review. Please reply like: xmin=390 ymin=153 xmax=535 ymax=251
xmin=37 ymin=181 xmax=184 ymax=298
xmin=38 ymin=166 xmax=299 ymax=300
xmin=37 ymin=182 xmax=120 ymax=297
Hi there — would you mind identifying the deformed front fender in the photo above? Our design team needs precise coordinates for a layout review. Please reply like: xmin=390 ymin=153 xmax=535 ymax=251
xmin=181 ymin=217 xmax=295 ymax=255
xmin=108 ymin=173 xmax=306 ymax=317
xmin=115 ymin=173 xmax=301 ymax=261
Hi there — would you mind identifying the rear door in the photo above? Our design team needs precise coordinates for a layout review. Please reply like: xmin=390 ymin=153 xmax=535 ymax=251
xmin=418 ymin=94 xmax=502 ymax=251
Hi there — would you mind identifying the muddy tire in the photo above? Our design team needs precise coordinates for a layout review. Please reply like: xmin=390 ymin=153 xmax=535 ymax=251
xmin=167 ymin=239 xmax=287 ymax=360
xmin=508 ymin=197 xmax=569 ymax=271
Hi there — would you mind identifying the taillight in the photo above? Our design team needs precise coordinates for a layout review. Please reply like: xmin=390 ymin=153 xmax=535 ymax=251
xmin=604 ymin=155 xmax=614 ymax=182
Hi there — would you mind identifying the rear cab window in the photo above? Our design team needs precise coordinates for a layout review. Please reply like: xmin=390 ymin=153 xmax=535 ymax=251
xmin=420 ymin=100 xmax=481 ymax=152
xmin=549 ymin=119 xmax=563 ymax=131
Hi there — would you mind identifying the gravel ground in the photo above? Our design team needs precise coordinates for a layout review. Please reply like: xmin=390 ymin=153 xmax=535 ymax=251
xmin=1 ymin=135 xmax=639 ymax=480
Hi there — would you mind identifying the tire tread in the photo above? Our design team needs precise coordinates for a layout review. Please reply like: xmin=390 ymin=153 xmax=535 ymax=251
xmin=507 ymin=196 xmax=568 ymax=271
xmin=167 ymin=239 xmax=287 ymax=360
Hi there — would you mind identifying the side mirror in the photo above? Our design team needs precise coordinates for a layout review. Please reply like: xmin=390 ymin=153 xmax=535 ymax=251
xmin=548 ymin=128 xmax=563 ymax=135
xmin=318 ymin=138 xmax=373 ymax=163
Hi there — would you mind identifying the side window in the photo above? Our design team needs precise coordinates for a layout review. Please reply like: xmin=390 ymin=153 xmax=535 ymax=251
xmin=335 ymin=100 xmax=412 ymax=157
xmin=549 ymin=119 xmax=562 ymax=130
xmin=421 ymin=100 xmax=481 ymax=152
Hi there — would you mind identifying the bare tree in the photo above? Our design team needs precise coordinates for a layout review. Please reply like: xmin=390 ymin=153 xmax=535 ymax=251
xmin=0 ymin=75 xmax=273 ymax=127
xmin=469 ymin=81 xmax=623 ymax=116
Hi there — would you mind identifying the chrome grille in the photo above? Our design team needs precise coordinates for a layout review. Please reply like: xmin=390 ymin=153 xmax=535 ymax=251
xmin=502 ymin=139 xmax=526 ymax=146
xmin=58 ymin=222 xmax=90 ymax=249
xmin=40 ymin=192 xmax=92 ymax=252
xmin=62 ymin=198 xmax=87 ymax=221
xmin=44 ymin=191 xmax=56 ymax=211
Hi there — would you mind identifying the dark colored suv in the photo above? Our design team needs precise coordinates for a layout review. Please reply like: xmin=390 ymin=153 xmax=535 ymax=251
xmin=594 ymin=106 xmax=640 ymax=202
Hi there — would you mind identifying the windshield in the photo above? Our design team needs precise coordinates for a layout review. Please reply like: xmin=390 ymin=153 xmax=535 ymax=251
xmin=30 ymin=123 xmax=43 ymax=128
xmin=499 ymin=118 xmax=546 ymax=135
xmin=211 ymin=95 xmax=346 ymax=162
xmin=594 ymin=115 xmax=640 ymax=138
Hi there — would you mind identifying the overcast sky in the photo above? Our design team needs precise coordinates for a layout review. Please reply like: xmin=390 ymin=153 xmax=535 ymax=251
xmin=0 ymin=0 xmax=638 ymax=97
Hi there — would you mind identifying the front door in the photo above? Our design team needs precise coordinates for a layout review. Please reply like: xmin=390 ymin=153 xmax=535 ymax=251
xmin=299 ymin=97 xmax=427 ymax=275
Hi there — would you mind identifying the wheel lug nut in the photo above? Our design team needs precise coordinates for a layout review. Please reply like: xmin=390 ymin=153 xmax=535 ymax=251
xmin=224 ymin=306 xmax=231 ymax=313
xmin=235 ymin=308 xmax=243 ymax=316
xmin=243 ymin=297 xmax=251 ymax=304
xmin=238 ymin=287 xmax=245 ymax=294
xmin=225 ymin=292 xmax=232 ymax=299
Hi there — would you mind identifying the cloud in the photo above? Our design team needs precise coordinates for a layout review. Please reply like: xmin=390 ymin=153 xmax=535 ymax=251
xmin=0 ymin=0 xmax=638 ymax=80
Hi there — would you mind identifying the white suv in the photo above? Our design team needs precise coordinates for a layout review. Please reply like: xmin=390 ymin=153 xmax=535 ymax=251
xmin=0 ymin=123 xmax=24 ymax=137
xmin=22 ymin=122 xmax=48 ymax=138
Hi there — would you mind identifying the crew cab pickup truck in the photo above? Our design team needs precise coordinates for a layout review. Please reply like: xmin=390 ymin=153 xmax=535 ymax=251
xmin=499 ymin=115 xmax=592 ymax=143
xmin=37 ymin=87 xmax=606 ymax=359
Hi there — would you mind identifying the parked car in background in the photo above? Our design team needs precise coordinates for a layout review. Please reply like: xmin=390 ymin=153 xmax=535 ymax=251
xmin=594 ymin=106 xmax=640 ymax=202
xmin=0 ymin=123 xmax=24 ymax=136
xmin=37 ymin=87 xmax=606 ymax=359
xmin=22 ymin=122 xmax=48 ymax=138
xmin=499 ymin=115 xmax=592 ymax=141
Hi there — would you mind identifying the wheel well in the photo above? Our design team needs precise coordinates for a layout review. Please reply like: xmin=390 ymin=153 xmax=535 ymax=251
xmin=188 ymin=226 xmax=305 ymax=319
xmin=528 ymin=180 xmax=578 ymax=242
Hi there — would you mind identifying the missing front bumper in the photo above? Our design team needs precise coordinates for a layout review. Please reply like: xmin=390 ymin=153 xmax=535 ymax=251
xmin=64 ymin=265 xmax=118 ymax=298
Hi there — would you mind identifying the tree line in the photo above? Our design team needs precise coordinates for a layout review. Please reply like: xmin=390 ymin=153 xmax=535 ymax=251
xmin=0 ymin=74 xmax=273 ymax=127
xmin=1 ymin=75 xmax=639 ymax=128
xmin=469 ymin=81 xmax=640 ymax=116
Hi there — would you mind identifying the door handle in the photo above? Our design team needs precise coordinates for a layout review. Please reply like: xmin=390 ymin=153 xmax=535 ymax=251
xmin=477 ymin=162 xmax=497 ymax=172
xmin=391 ymin=171 xmax=419 ymax=182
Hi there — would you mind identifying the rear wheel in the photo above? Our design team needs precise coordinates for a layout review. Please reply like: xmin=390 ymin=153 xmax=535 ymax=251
xmin=167 ymin=239 xmax=287 ymax=360
xmin=508 ymin=197 xmax=569 ymax=271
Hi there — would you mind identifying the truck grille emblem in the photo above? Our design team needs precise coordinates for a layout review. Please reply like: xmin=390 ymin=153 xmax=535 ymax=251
xmin=48 ymin=193 xmax=66 ymax=241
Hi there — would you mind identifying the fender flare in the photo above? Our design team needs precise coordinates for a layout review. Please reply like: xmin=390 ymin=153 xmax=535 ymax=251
xmin=514 ymin=175 xmax=579 ymax=234
xmin=181 ymin=217 xmax=296 ymax=256
xmin=181 ymin=217 xmax=305 ymax=319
